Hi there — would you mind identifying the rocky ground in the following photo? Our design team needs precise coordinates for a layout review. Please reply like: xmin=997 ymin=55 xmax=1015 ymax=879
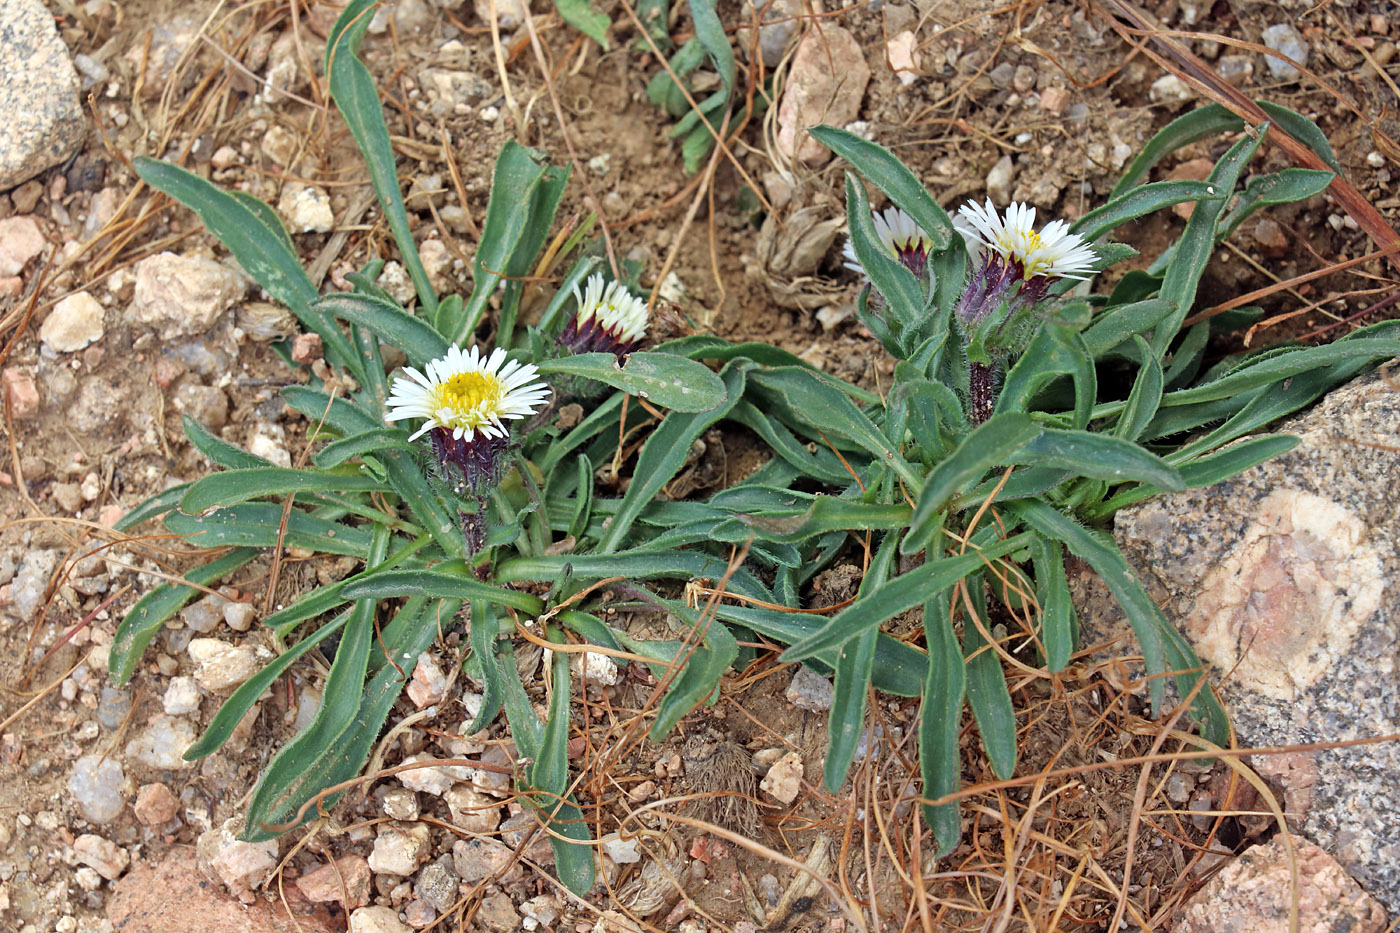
xmin=2 ymin=0 xmax=1400 ymax=929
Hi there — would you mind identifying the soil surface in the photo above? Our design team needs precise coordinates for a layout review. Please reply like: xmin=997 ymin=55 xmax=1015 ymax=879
xmin=2 ymin=0 xmax=1398 ymax=930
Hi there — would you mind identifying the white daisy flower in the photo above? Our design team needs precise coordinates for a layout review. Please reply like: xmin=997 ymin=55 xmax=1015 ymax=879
xmin=954 ymin=198 xmax=1097 ymax=281
xmin=563 ymin=273 xmax=649 ymax=354
xmin=385 ymin=345 xmax=551 ymax=443
xmin=842 ymin=206 xmax=936 ymax=277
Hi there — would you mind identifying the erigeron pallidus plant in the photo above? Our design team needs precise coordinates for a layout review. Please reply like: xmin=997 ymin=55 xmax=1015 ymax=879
xmin=109 ymin=0 xmax=1400 ymax=891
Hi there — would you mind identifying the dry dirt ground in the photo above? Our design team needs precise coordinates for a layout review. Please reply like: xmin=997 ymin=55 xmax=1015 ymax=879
xmin=2 ymin=0 xmax=1399 ymax=930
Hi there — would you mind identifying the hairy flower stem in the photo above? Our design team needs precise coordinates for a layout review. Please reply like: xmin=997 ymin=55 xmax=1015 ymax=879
xmin=969 ymin=361 xmax=998 ymax=425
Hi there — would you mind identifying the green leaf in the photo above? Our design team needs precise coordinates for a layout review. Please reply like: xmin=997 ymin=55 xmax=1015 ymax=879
xmin=1030 ymin=538 xmax=1074 ymax=671
xmin=961 ymin=574 xmax=1016 ymax=780
xmin=1216 ymin=168 xmax=1334 ymax=240
xmin=314 ymin=293 xmax=450 ymax=369
xmin=554 ymin=0 xmax=610 ymax=46
xmin=1258 ymin=100 xmax=1343 ymax=174
xmin=179 ymin=468 xmax=391 ymax=514
xmin=467 ymin=599 xmax=505 ymax=735
xmin=920 ymin=592 xmax=964 ymax=855
xmin=326 ymin=0 xmax=436 ymax=314
xmin=1152 ymin=126 xmax=1266 ymax=354
xmin=497 ymin=549 xmax=736 ymax=585
xmin=749 ymin=366 xmax=922 ymax=490
xmin=183 ymin=416 xmax=271 ymax=469
xmin=1071 ymin=180 xmax=1222 ymax=243
xmin=164 ymin=504 xmax=374 ymax=557
xmin=108 ymin=548 xmax=260 ymax=685
xmin=312 ymin=428 xmax=417 ymax=468
xmin=1111 ymin=104 xmax=1243 ymax=197
xmin=1160 ymin=340 xmax=1400 ymax=407
xmin=810 ymin=126 xmax=955 ymax=249
xmin=525 ymin=631 xmax=596 ymax=896
xmin=781 ymin=533 xmax=1033 ymax=662
xmin=187 ymin=610 xmax=351 ymax=759
xmin=996 ymin=325 xmax=1096 ymax=428
xmin=537 ymin=351 xmax=727 ymax=412
xmin=823 ymin=533 xmax=898 ymax=790
xmin=132 ymin=157 xmax=362 ymax=381
xmin=635 ymin=605 xmax=737 ymax=740
xmin=1015 ymin=429 xmax=1184 ymax=490
xmin=841 ymin=172 xmax=926 ymax=338
xmin=596 ymin=363 xmax=747 ymax=552
xmin=282 ymin=386 xmax=381 ymax=435
xmin=1081 ymin=299 xmax=1176 ymax=358
xmin=114 ymin=483 xmax=191 ymax=531
xmin=340 ymin=569 xmax=545 ymax=614
xmin=245 ymin=593 xmax=455 ymax=839
xmin=442 ymin=141 xmax=550 ymax=343
xmin=1114 ymin=338 xmax=1165 ymax=442
xmin=906 ymin=414 xmax=1041 ymax=555
xmin=1008 ymin=500 xmax=1228 ymax=744
xmin=1087 ymin=435 xmax=1299 ymax=519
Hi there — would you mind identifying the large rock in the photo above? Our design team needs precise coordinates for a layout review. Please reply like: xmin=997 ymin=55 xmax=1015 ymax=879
xmin=1173 ymin=833 xmax=1386 ymax=933
xmin=130 ymin=252 xmax=245 ymax=339
xmin=0 ymin=0 xmax=86 ymax=189
xmin=1078 ymin=364 xmax=1400 ymax=913
xmin=774 ymin=26 xmax=870 ymax=166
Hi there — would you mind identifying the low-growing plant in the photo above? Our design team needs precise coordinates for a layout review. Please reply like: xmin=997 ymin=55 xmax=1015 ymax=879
xmin=112 ymin=0 xmax=1400 ymax=895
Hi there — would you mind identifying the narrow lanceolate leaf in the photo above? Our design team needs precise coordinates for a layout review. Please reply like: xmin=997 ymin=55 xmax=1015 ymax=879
xmin=525 ymin=632 xmax=596 ymax=896
xmin=961 ymin=575 xmax=1017 ymax=781
xmin=108 ymin=548 xmax=260 ymax=684
xmin=810 ymin=126 xmax=955 ymax=249
xmin=920 ymin=592 xmax=965 ymax=856
xmin=1087 ymin=434 xmax=1300 ymax=519
xmin=164 ymin=504 xmax=374 ymax=557
xmin=1013 ymin=429 xmax=1184 ymax=490
xmin=442 ymin=141 xmax=549 ymax=343
xmin=1113 ymin=338 xmax=1164 ymax=442
xmin=186 ymin=610 xmax=352 ymax=760
xmin=312 ymin=428 xmax=417 ymax=469
xmin=183 ymin=416 xmax=271 ymax=469
xmin=906 ymin=414 xmax=1042 ymax=556
xmin=114 ymin=483 xmax=191 ymax=532
xmin=1008 ymin=500 xmax=1228 ymax=745
xmin=824 ymin=533 xmax=898 ymax=791
xmin=326 ymin=0 xmax=436 ymax=315
xmin=640 ymin=602 xmax=738 ymax=740
xmin=178 ymin=468 xmax=391 ymax=513
xmin=245 ymin=595 xmax=456 ymax=839
xmin=596 ymin=363 xmax=748 ymax=552
xmin=1030 ymin=538 xmax=1075 ymax=672
xmin=749 ymin=366 xmax=922 ymax=490
xmin=132 ymin=158 xmax=362 ymax=381
xmin=780 ymin=533 xmax=1033 ymax=662
xmin=1158 ymin=340 xmax=1400 ymax=407
xmin=1111 ymin=103 xmax=1244 ymax=197
xmin=1152 ymin=126 xmax=1266 ymax=353
xmin=314 ymin=293 xmax=450 ymax=369
xmin=341 ymin=569 xmax=545 ymax=614
xmin=537 ymin=351 xmax=728 ymax=412
xmin=1071 ymin=180 xmax=1222 ymax=243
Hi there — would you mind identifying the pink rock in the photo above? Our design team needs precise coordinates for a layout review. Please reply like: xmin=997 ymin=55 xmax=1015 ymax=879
xmin=295 ymin=855 xmax=371 ymax=909
xmin=1173 ymin=833 xmax=1387 ymax=933
xmin=74 ymin=834 xmax=130 ymax=880
xmin=775 ymin=26 xmax=871 ymax=166
xmin=291 ymin=332 xmax=323 ymax=364
xmin=0 ymin=216 xmax=45 ymax=276
xmin=405 ymin=653 xmax=448 ymax=709
xmin=1 ymin=368 xmax=40 ymax=419
xmin=133 ymin=782 xmax=181 ymax=827
xmin=108 ymin=848 xmax=339 ymax=933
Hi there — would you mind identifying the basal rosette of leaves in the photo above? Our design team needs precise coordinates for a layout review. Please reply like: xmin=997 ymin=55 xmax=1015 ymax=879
xmin=109 ymin=0 xmax=1400 ymax=893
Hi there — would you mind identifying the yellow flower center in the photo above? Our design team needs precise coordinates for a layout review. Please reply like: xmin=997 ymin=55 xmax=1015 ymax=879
xmin=433 ymin=371 xmax=503 ymax=420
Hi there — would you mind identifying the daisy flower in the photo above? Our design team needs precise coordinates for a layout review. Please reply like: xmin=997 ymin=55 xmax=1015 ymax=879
xmin=954 ymin=198 xmax=1097 ymax=281
xmin=559 ymin=273 xmax=649 ymax=357
xmin=385 ymin=345 xmax=549 ymax=541
xmin=385 ymin=345 xmax=550 ymax=442
xmin=843 ymin=206 xmax=936 ymax=278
